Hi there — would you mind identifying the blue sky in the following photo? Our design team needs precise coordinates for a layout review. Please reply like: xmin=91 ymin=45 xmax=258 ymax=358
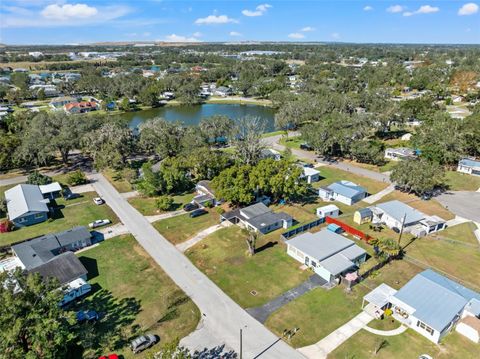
xmin=1 ymin=1 xmax=479 ymax=45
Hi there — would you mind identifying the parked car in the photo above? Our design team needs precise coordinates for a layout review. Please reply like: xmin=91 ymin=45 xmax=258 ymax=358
xmin=183 ymin=202 xmax=199 ymax=212
xmin=189 ymin=209 xmax=208 ymax=218
xmin=130 ymin=334 xmax=159 ymax=354
xmin=89 ymin=219 xmax=111 ymax=229
xmin=76 ymin=310 xmax=99 ymax=323
xmin=93 ymin=197 xmax=105 ymax=205
xmin=300 ymin=143 xmax=313 ymax=151
xmin=98 ymin=354 xmax=119 ymax=359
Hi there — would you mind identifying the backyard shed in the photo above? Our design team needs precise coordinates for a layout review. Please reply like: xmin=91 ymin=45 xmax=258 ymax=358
xmin=316 ymin=204 xmax=339 ymax=219
xmin=354 ymin=208 xmax=373 ymax=224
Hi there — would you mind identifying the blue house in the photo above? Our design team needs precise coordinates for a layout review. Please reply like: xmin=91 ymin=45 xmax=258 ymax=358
xmin=4 ymin=184 xmax=50 ymax=227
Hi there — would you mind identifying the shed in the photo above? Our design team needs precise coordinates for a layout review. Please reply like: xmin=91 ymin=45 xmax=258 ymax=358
xmin=39 ymin=182 xmax=62 ymax=199
xmin=456 ymin=316 xmax=480 ymax=343
xmin=354 ymin=208 xmax=373 ymax=224
xmin=327 ymin=223 xmax=343 ymax=234
xmin=316 ymin=204 xmax=339 ymax=219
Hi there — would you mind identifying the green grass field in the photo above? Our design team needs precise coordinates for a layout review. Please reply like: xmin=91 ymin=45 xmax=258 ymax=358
xmin=186 ymin=226 xmax=310 ymax=308
xmin=77 ymin=235 xmax=200 ymax=358
xmin=445 ymin=171 xmax=480 ymax=191
xmin=102 ymin=169 xmax=134 ymax=193
xmin=0 ymin=192 xmax=119 ymax=246
xmin=128 ymin=193 xmax=195 ymax=216
xmin=152 ymin=210 xmax=219 ymax=244
xmin=434 ymin=222 xmax=478 ymax=245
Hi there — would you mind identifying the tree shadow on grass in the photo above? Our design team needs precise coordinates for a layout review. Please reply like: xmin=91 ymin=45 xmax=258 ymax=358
xmin=255 ymin=241 xmax=278 ymax=254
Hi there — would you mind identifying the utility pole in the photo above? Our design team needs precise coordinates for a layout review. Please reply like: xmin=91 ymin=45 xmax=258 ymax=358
xmin=398 ymin=213 xmax=407 ymax=247
xmin=239 ymin=328 xmax=243 ymax=359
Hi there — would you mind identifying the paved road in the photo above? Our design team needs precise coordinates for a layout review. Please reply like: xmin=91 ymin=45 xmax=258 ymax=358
xmin=88 ymin=173 xmax=305 ymax=359
xmin=262 ymin=135 xmax=391 ymax=183
xmin=436 ymin=191 xmax=480 ymax=223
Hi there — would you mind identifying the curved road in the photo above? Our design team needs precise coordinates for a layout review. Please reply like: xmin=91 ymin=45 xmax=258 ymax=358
xmin=88 ymin=173 xmax=305 ymax=359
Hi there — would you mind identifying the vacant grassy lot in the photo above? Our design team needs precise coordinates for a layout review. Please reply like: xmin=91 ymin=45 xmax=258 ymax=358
xmin=314 ymin=166 xmax=389 ymax=195
xmin=445 ymin=170 xmax=480 ymax=191
xmin=0 ymin=192 xmax=119 ymax=246
xmin=102 ymin=169 xmax=134 ymax=193
xmin=360 ymin=259 xmax=424 ymax=290
xmin=153 ymin=210 xmax=219 ymax=244
xmin=128 ymin=192 xmax=195 ymax=216
xmin=77 ymin=235 xmax=199 ymax=358
xmin=186 ymin=226 xmax=310 ymax=308
xmin=330 ymin=328 xmax=478 ymax=359
xmin=280 ymin=136 xmax=304 ymax=150
xmin=265 ymin=285 xmax=369 ymax=348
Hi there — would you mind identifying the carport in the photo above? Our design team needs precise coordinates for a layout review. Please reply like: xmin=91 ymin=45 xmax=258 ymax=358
xmin=362 ymin=283 xmax=397 ymax=319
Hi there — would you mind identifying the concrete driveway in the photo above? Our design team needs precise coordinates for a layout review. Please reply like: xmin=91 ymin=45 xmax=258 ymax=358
xmin=436 ymin=191 xmax=480 ymax=223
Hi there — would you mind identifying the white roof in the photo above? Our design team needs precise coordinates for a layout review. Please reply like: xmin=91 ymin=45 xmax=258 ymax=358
xmin=317 ymin=204 xmax=339 ymax=213
xmin=4 ymin=184 xmax=49 ymax=221
xmin=364 ymin=283 xmax=397 ymax=308
xmin=303 ymin=167 xmax=320 ymax=177
xmin=39 ymin=182 xmax=62 ymax=194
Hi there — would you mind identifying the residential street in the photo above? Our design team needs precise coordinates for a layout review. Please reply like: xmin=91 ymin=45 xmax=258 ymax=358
xmin=436 ymin=191 xmax=480 ymax=223
xmin=88 ymin=172 xmax=306 ymax=359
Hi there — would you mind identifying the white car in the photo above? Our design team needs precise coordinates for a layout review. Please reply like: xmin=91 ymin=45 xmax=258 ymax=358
xmin=89 ymin=219 xmax=111 ymax=229
xmin=93 ymin=197 xmax=105 ymax=205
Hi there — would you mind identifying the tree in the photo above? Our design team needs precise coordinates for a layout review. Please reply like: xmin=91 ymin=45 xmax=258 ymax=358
xmin=66 ymin=170 xmax=88 ymax=186
xmin=27 ymin=171 xmax=52 ymax=185
xmin=139 ymin=118 xmax=185 ymax=158
xmin=0 ymin=269 xmax=76 ymax=358
xmin=199 ymin=115 xmax=234 ymax=144
xmin=391 ymin=158 xmax=445 ymax=195
xmin=156 ymin=196 xmax=174 ymax=211
xmin=211 ymin=164 xmax=255 ymax=205
xmin=349 ymin=141 xmax=385 ymax=165
xmin=372 ymin=237 xmax=402 ymax=258
xmin=245 ymin=230 xmax=258 ymax=256
xmin=0 ymin=131 xmax=20 ymax=171
xmin=231 ymin=117 xmax=266 ymax=165
xmin=136 ymin=163 xmax=164 ymax=197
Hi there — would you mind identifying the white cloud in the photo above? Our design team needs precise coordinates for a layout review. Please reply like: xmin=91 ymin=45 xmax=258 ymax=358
xmin=331 ymin=32 xmax=341 ymax=40
xmin=458 ymin=3 xmax=479 ymax=15
xmin=288 ymin=32 xmax=305 ymax=39
xmin=41 ymin=3 xmax=98 ymax=20
xmin=301 ymin=26 xmax=315 ymax=32
xmin=229 ymin=31 xmax=242 ymax=36
xmin=195 ymin=14 xmax=238 ymax=25
xmin=192 ymin=31 xmax=202 ymax=37
xmin=163 ymin=34 xmax=201 ymax=42
xmin=387 ymin=5 xmax=404 ymax=13
xmin=403 ymin=5 xmax=439 ymax=16
xmin=242 ymin=3 xmax=272 ymax=17
xmin=363 ymin=6 xmax=373 ymax=11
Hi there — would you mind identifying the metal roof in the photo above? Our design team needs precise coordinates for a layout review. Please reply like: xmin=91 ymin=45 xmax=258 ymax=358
xmin=319 ymin=254 xmax=354 ymax=276
xmin=356 ymin=208 xmax=373 ymax=217
xmin=459 ymin=158 xmax=480 ymax=168
xmin=392 ymin=269 xmax=480 ymax=332
xmin=28 ymin=252 xmax=88 ymax=285
xmin=303 ymin=167 xmax=320 ymax=177
xmin=376 ymin=200 xmax=425 ymax=224
xmin=317 ymin=204 xmax=339 ymax=213
xmin=4 ymin=184 xmax=49 ymax=221
xmin=39 ymin=182 xmax=62 ymax=195
xmin=327 ymin=181 xmax=366 ymax=199
xmin=364 ymin=283 xmax=398 ymax=308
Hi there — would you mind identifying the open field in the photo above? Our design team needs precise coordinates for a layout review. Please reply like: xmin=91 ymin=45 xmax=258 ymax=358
xmin=433 ymin=221 xmax=479 ymax=245
xmin=152 ymin=210 xmax=219 ymax=245
xmin=102 ymin=169 xmax=134 ymax=193
xmin=128 ymin=192 xmax=195 ymax=216
xmin=445 ymin=171 xmax=480 ymax=191
xmin=206 ymin=96 xmax=273 ymax=106
xmin=0 ymin=192 xmax=119 ymax=246
xmin=340 ymin=159 xmax=398 ymax=173
xmin=77 ymin=235 xmax=199 ymax=358
xmin=186 ymin=226 xmax=310 ymax=308
xmin=280 ymin=136 xmax=304 ymax=150
xmin=265 ymin=286 xmax=369 ymax=348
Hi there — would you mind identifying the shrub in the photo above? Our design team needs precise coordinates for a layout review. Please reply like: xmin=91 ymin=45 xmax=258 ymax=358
xmin=27 ymin=171 xmax=52 ymax=185
xmin=156 ymin=196 xmax=174 ymax=211
xmin=203 ymin=200 xmax=213 ymax=208
xmin=215 ymin=207 xmax=225 ymax=215
xmin=122 ymin=167 xmax=138 ymax=184
xmin=66 ymin=170 xmax=88 ymax=186
xmin=0 ymin=219 xmax=13 ymax=233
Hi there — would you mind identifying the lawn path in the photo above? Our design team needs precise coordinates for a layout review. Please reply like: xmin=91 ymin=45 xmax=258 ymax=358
xmin=363 ymin=184 xmax=395 ymax=204
xmin=146 ymin=209 xmax=185 ymax=223
xmin=176 ymin=223 xmax=226 ymax=252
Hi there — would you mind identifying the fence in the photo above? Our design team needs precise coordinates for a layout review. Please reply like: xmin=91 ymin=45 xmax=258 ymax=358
xmin=280 ymin=217 xmax=325 ymax=241
xmin=325 ymin=216 xmax=372 ymax=243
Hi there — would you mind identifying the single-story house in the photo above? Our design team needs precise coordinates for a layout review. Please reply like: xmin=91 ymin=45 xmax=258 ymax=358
xmin=286 ymin=229 xmax=367 ymax=283
xmin=193 ymin=180 xmax=217 ymax=206
xmin=301 ymin=167 xmax=321 ymax=184
xmin=4 ymin=184 xmax=50 ymax=227
xmin=214 ymin=86 xmax=233 ymax=97
xmin=39 ymin=182 xmax=62 ymax=199
xmin=353 ymin=208 xmax=373 ymax=224
xmin=28 ymin=251 xmax=88 ymax=286
xmin=318 ymin=181 xmax=367 ymax=206
xmin=457 ymin=158 xmax=480 ymax=176
xmin=261 ymin=148 xmax=282 ymax=161
xmin=316 ymin=204 xmax=339 ymax=219
xmin=384 ymin=147 xmax=417 ymax=161
xmin=12 ymin=226 xmax=92 ymax=270
xmin=49 ymin=96 xmax=78 ymax=109
xmin=388 ymin=269 xmax=480 ymax=343
xmin=64 ymin=101 xmax=99 ymax=114
xmin=221 ymin=202 xmax=293 ymax=234
xmin=372 ymin=200 xmax=446 ymax=236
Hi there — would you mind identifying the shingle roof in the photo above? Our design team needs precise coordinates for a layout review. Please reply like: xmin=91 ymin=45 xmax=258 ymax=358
xmin=28 ymin=252 xmax=88 ymax=285
xmin=4 ymin=184 xmax=49 ymax=221
xmin=392 ymin=269 xmax=480 ymax=332
xmin=327 ymin=181 xmax=366 ymax=199
xmin=240 ymin=203 xmax=270 ymax=219
xmin=376 ymin=200 xmax=424 ymax=224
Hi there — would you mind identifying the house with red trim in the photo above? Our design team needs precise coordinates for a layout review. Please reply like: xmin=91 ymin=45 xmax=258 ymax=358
xmin=64 ymin=101 xmax=99 ymax=114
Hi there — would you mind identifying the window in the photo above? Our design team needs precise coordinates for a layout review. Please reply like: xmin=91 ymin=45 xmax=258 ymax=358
xmin=417 ymin=321 xmax=434 ymax=336
xmin=311 ymin=260 xmax=317 ymax=268
xmin=34 ymin=213 xmax=44 ymax=219
xmin=305 ymin=257 xmax=310 ymax=265
xmin=17 ymin=217 xmax=26 ymax=223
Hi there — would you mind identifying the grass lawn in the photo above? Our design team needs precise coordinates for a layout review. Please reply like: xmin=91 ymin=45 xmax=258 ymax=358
xmin=315 ymin=166 xmax=389 ymax=195
xmin=433 ymin=222 xmax=479 ymax=245
xmin=445 ymin=170 xmax=480 ymax=191
xmin=265 ymin=285 xmax=370 ymax=348
xmin=367 ymin=318 xmax=402 ymax=331
xmin=77 ymin=235 xmax=200 ymax=358
xmin=128 ymin=192 xmax=195 ymax=216
xmin=261 ymin=130 xmax=287 ymax=138
xmin=376 ymin=190 xmax=454 ymax=220
xmin=360 ymin=259 xmax=424 ymax=290
xmin=0 ymin=192 xmax=119 ymax=246
xmin=102 ymin=168 xmax=134 ymax=193
xmin=341 ymin=159 xmax=398 ymax=173
xmin=280 ymin=136 xmax=304 ymax=150
xmin=270 ymin=202 xmax=318 ymax=224
xmin=186 ymin=226 xmax=310 ymax=308
xmin=153 ymin=210 xmax=219 ymax=245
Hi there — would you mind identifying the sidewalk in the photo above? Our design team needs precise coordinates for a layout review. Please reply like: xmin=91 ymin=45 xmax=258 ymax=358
xmin=176 ymin=223 xmax=225 ymax=252
xmin=146 ymin=209 xmax=185 ymax=223
xmin=363 ymin=184 xmax=395 ymax=204
xmin=298 ymin=311 xmax=373 ymax=359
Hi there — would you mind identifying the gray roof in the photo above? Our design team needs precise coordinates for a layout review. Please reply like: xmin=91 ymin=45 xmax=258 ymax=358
xmin=327 ymin=181 xmax=366 ymax=199
xmin=459 ymin=158 xmax=480 ymax=169
xmin=356 ymin=208 xmax=373 ymax=217
xmin=196 ymin=180 xmax=215 ymax=196
xmin=4 ymin=184 xmax=49 ymax=221
xmin=245 ymin=211 xmax=291 ymax=230
xmin=28 ymin=252 xmax=88 ymax=285
xmin=376 ymin=200 xmax=425 ymax=224
xmin=320 ymin=254 xmax=355 ymax=276
xmin=386 ymin=147 xmax=416 ymax=157
xmin=240 ymin=203 xmax=270 ymax=219
xmin=12 ymin=226 xmax=91 ymax=270
xmin=223 ymin=203 xmax=292 ymax=231
xmin=392 ymin=269 xmax=480 ymax=332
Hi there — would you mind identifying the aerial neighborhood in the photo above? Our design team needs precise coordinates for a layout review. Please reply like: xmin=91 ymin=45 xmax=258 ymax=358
xmin=0 ymin=1 xmax=480 ymax=359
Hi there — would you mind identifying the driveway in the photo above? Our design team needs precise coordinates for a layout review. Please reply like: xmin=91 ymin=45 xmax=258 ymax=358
xmin=88 ymin=173 xmax=306 ymax=359
xmin=436 ymin=191 xmax=480 ymax=223
xmin=247 ymin=275 xmax=328 ymax=324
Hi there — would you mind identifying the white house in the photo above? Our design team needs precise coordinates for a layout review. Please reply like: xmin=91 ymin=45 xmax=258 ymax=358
xmin=214 ymin=86 xmax=233 ymax=97
xmin=384 ymin=147 xmax=417 ymax=161
xmin=260 ymin=148 xmax=282 ymax=161
xmin=301 ymin=167 xmax=320 ymax=184
xmin=457 ymin=158 xmax=480 ymax=176
xmin=318 ymin=181 xmax=367 ymax=206
xmin=286 ymin=229 xmax=366 ymax=283
xmin=316 ymin=204 xmax=340 ymax=219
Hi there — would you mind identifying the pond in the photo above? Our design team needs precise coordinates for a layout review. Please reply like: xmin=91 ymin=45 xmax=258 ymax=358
xmin=121 ymin=103 xmax=277 ymax=132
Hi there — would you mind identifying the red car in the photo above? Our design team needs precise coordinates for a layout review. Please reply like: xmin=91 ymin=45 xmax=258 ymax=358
xmin=98 ymin=355 xmax=119 ymax=359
